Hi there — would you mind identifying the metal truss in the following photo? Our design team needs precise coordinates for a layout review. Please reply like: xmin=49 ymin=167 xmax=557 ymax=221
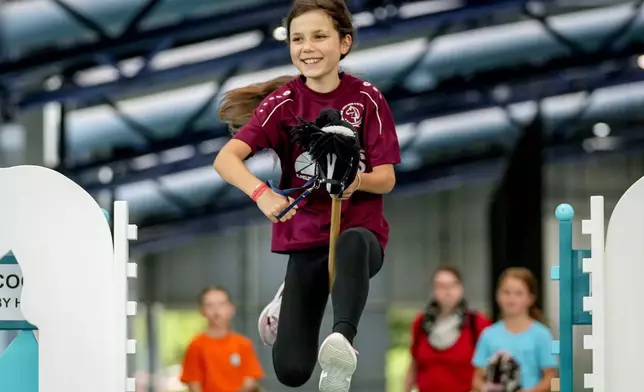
xmin=1 ymin=0 xmax=286 ymax=77
xmin=517 ymin=0 xmax=644 ymax=137
xmin=390 ymin=44 xmax=644 ymax=124
xmin=59 ymin=64 xmax=240 ymax=169
xmin=1 ymin=0 xmax=535 ymax=110
xmin=58 ymin=70 xmax=238 ymax=214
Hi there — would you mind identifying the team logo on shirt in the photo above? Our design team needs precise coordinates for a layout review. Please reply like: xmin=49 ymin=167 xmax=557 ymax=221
xmin=229 ymin=353 xmax=241 ymax=367
xmin=341 ymin=102 xmax=364 ymax=127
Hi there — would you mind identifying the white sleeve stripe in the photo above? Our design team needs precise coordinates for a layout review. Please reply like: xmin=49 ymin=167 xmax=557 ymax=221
xmin=261 ymin=98 xmax=294 ymax=128
xmin=360 ymin=91 xmax=382 ymax=135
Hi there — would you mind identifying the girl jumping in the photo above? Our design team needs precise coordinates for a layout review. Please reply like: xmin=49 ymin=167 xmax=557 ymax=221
xmin=213 ymin=0 xmax=401 ymax=391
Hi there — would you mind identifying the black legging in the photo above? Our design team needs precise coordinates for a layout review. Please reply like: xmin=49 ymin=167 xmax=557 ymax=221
xmin=272 ymin=227 xmax=384 ymax=387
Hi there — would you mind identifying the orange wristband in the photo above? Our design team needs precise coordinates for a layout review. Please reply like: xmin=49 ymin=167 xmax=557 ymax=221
xmin=251 ymin=183 xmax=269 ymax=202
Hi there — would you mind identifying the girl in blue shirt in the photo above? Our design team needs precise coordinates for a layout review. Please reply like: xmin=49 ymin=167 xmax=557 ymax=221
xmin=472 ymin=267 xmax=557 ymax=392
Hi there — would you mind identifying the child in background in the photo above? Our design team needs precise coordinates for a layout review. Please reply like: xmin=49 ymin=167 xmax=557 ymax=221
xmin=471 ymin=268 xmax=557 ymax=392
xmin=405 ymin=266 xmax=491 ymax=392
xmin=181 ymin=286 xmax=264 ymax=392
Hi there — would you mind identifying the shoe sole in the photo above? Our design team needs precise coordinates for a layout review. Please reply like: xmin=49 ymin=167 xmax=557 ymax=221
xmin=257 ymin=303 xmax=274 ymax=346
xmin=257 ymin=284 xmax=284 ymax=346
xmin=318 ymin=334 xmax=357 ymax=392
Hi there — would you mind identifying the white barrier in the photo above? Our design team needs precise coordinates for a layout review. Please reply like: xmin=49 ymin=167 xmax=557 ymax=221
xmin=582 ymin=196 xmax=606 ymax=391
xmin=0 ymin=165 xmax=137 ymax=392
xmin=553 ymin=174 xmax=644 ymax=392
xmin=604 ymin=175 xmax=644 ymax=391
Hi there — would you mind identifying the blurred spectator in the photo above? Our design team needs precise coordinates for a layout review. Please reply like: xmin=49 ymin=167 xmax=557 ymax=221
xmin=405 ymin=266 xmax=491 ymax=392
xmin=472 ymin=267 xmax=557 ymax=392
xmin=180 ymin=286 xmax=264 ymax=392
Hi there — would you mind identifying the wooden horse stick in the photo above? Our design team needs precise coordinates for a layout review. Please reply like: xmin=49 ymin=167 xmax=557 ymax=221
xmin=328 ymin=196 xmax=342 ymax=290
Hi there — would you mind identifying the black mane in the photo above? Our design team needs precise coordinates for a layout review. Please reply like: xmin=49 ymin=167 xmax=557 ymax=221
xmin=288 ymin=109 xmax=361 ymax=195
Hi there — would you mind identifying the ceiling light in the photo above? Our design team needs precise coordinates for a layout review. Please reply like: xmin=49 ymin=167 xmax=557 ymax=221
xmin=592 ymin=122 xmax=610 ymax=138
xmin=273 ymin=27 xmax=287 ymax=42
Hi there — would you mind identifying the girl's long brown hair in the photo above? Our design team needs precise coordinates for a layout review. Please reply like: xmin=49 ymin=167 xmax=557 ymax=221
xmin=498 ymin=267 xmax=545 ymax=323
xmin=218 ymin=75 xmax=295 ymax=134
xmin=217 ymin=0 xmax=355 ymax=134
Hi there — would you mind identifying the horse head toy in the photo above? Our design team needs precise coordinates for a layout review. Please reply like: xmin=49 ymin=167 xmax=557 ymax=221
xmin=485 ymin=351 xmax=522 ymax=392
xmin=289 ymin=108 xmax=361 ymax=197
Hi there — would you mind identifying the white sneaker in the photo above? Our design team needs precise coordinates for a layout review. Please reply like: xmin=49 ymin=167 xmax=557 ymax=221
xmin=257 ymin=282 xmax=284 ymax=346
xmin=318 ymin=333 xmax=358 ymax=392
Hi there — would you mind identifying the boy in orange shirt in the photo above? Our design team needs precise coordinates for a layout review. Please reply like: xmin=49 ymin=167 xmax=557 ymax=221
xmin=181 ymin=286 xmax=264 ymax=392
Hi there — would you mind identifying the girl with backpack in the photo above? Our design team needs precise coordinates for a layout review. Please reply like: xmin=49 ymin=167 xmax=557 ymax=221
xmin=405 ymin=266 xmax=491 ymax=392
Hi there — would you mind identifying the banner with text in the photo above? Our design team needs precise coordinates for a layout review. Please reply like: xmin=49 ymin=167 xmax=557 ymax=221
xmin=0 ymin=254 xmax=34 ymax=329
xmin=0 ymin=264 xmax=23 ymax=319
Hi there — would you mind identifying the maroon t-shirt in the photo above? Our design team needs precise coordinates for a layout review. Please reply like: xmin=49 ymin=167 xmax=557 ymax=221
xmin=233 ymin=73 xmax=401 ymax=253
